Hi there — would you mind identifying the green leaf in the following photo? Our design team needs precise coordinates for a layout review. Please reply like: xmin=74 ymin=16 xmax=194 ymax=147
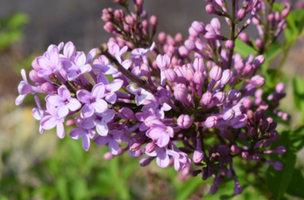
xmin=7 ymin=13 xmax=29 ymax=29
xmin=175 ymin=177 xmax=203 ymax=200
xmin=234 ymin=39 xmax=255 ymax=57
xmin=55 ymin=177 xmax=69 ymax=200
xmin=71 ymin=180 xmax=88 ymax=200
xmin=286 ymin=168 xmax=304 ymax=198
xmin=264 ymin=41 xmax=282 ymax=61
xmin=265 ymin=131 xmax=297 ymax=199
xmin=289 ymin=125 xmax=304 ymax=152
xmin=293 ymin=76 xmax=304 ymax=122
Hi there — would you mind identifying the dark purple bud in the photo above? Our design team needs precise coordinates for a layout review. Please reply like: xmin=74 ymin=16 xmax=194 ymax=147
xmin=234 ymin=185 xmax=243 ymax=195
xmin=261 ymin=119 xmax=269 ymax=132
xmin=248 ymin=126 xmax=256 ymax=136
xmin=209 ymin=185 xmax=219 ymax=195
xmin=239 ymin=132 xmax=250 ymax=140
xmin=253 ymin=153 xmax=261 ymax=160
xmin=177 ymin=114 xmax=193 ymax=129
xmin=231 ymin=145 xmax=241 ymax=154
xmin=242 ymin=151 xmax=249 ymax=159
xmin=228 ymin=89 xmax=241 ymax=101
xmin=41 ymin=82 xmax=58 ymax=94
xmin=273 ymin=161 xmax=283 ymax=171
xmin=276 ymin=146 xmax=286 ymax=155
xmin=268 ymin=121 xmax=277 ymax=131
xmin=139 ymin=157 xmax=154 ymax=167
xmin=254 ymin=55 xmax=265 ymax=68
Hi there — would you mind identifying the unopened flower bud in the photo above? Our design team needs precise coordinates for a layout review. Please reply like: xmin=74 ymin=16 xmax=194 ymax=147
xmin=174 ymin=83 xmax=188 ymax=103
xmin=221 ymin=69 xmax=233 ymax=85
xmin=201 ymin=91 xmax=212 ymax=106
xmin=184 ymin=39 xmax=196 ymax=51
xmin=231 ymin=145 xmax=241 ymax=154
xmin=150 ymin=15 xmax=158 ymax=26
xmin=273 ymin=161 xmax=283 ymax=171
xmin=223 ymin=108 xmax=235 ymax=121
xmin=175 ymin=33 xmax=183 ymax=44
xmin=41 ymin=82 xmax=58 ymax=94
xmin=254 ymin=55 xmax=265 ymax=68
xmin=209 ymin=65 xmax=222 ymax=81
xmin=29 ymin=70 xmax=45 ymax=84
xmin=139 ymin=157 xmax=154 ymax=167
xmin=255 ymin=39 xmax=263 ymax=49
xmin=158 ymin=32 xmax=166 ymax=44
xmin=234 ymin=185 xmax=243 ymax=195
xmin=177 ymin=114 xmax=193 ymax=129
xmin=145 ymin=142 xmax=156 ymax=153
xmin=210 ymin=186 xmax=219 ymax=195
xmin=250 ymin=75 xmax=265 ymax=86
xmin=238 ymin=32 xmax=249 ymax=43
xmin=164 ymin=69 xmax=177 ymax=82
xmin=104 ymin=152 xmax=115 ymax=160
xmin=253 ymin=153 xmax=261 ymax=160
xmin=237 ymin=8 xmax=246 ymax=20
xmin=242 ymin=151 xmax=249 ymax=159
xmin=188 ymin=27 xmax=199 ymax=37
xmin=225 ymin=40 xmax=235 ymax=50
xmin=248 ymin=126 xmax=256 ymax=136
xmin=178 ymin=46 xmax=189 ymax=57
xmin=276 ymin=146 xmax=286 ymax=155
xmin=228 ymin=89 xmax=241 ymax=101
xmin=191 ymin=21 xmax=205 ymax=34
xmin=65 ymin=119 xmax=75 ymax=126
xmin=281 ymin=3 xmax=290 ymax=19
xmin=193 ymin=150 xmax=204 ymax=163
xmin=104 ymin=22 xmax=114 ymax=33
xmin=200 ymin=116 xmax=218 ymax=128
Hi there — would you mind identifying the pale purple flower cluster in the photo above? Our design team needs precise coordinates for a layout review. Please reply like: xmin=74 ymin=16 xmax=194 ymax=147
xmin=16 ymin=0 xmax=291 ymax=196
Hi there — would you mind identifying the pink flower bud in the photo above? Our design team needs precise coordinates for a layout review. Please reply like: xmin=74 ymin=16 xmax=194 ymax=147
xmin=242 ymin=151 xmax=249 ymax=159
xmin=174 ymin=83 xmax=188 ymax=103
xmin=253 ymin=153 xmax=261 ymax=160
xmin=65 ymin=119 xmax=75 ymax=126
xmin=193 ymin=71 xmax=205 ymax=85
xmin=175 ymin=33 xmax=183 ymax=44
xmin=255 ymin=39 xmax=263 ymax=49
xmin=104 ymin=152 xmax=115 ymax=160
xmin=125 ymin=15 xmax=135 ymax=26
xmin=164 ymin=69 xmax=177 ymax=82
xmin=200 ymin=116 xmax=218 ymax=128
xmin=178 ymin=46 xmax=189 ymax=57
xmin=281 ymin=3 xmax=290 ymax=19
xmin=104 ymin=22 xmax=114 ymax=33
xmin=237 ymin=8 xmax=246 ymax=20
xmin=29 ymin=70 xmax=45 ymax=84
xmin=201 ymin=91 xmax=212 ymax=106
xmin=192 ymin=21 xmax=205 ymax=34
xmin=242 ymin=64 xmax=253 ymax=76
xmin=193 ymin=57 xmax=206 ymax=72
xmin=150 ymin=15 xmax=158 ymax=26
xmin=188 ymin=27 xmax=199 ymax=37
xmin=223 ymin=108 xmax=235 ymax=121
xmin=221 ymin=69 xmax=233 ymax=85
xmin=209 ymin=65 xmax=222 ymax=81
xmin=184 ymin=39 xmax=196 ymax=51
xmin=275 ymin=82 xmax=285 ymax=94
xmin=250 ymin=75 xmax=265 ymax=86
xmin=158 ymin=32 xmax=166 ymax=44
xmin=193 ymin=150 xmax=204 ymax=163
xmin=41 ymin=82 xmax=58 ymax=94
xmin=145 ymin=142 xmax=156 ymax=153
xmin=225 ymin=40 xmax=235 ymax=50
xmin=183 ymin=64 xmax=195 ymax=81
xmin=177 ymin=114 xmax=193 ymax=129
xmin=268 ymin=13 xmax=275 ymax=23
xmin=206 ymin=4 xmax=218 ymax=15
xmin=238 ymin=32 xmax=249 ymax=43
xmin=243 ymin=98 xmax=252 ymax=109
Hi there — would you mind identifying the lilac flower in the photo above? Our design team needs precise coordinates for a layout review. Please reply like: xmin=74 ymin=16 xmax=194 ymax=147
xmin=167 ymin=145 xmax=191 ymax=171
xmin=36 ymin=45 xmax=62 ymax=77
xmin=63 ymin=41 xmax=76 ymax=60
xmin=15 ymin=69 xmax=43 ymax=105
xmin=82 ymin=109 xmax=115 ymax=136
xmin=97 ymin=74 xmax=124 ymax=104
xmin=69 ymin=116 xmax=96 ymax=151
xmin=46 ymin=85 xmax=81 ymax=118
xmin=40 ymin=103 xmax=65 ymax=139
xmin=129 ymin=42 xmax=155 ymax=64
xmin=32 ymin=96 xmax=47 ymax=134
xmin=61 ymin=52 xmax=92 ymax=81
xmin=146 ymin=146 xmax=170 ymax=168
xmin=108 ymin=41 xmax=128 ymax=63
xmin=126 ymin=85 xmax=152 ymax=106
xmin=145 ymin=117 xmax=174 ymax=147
xmin=77 ymin=83 xmax=108 ymax=118
xmin=94 ymin=130 xmax=122 ymax=155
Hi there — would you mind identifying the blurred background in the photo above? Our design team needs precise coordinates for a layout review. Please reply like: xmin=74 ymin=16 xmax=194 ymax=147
xmin=0 ymin=0 xmax=304 ymax=199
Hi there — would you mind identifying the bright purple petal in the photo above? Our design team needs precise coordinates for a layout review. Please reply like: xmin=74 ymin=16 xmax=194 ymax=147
xmin=108 ymin=140 xmax=119 ymax=155
xmin=94 ymin=135 xmax=110 ymax=145
xmin=82 ymin=134 xmax=91 ymax=151
xmin=69 ymin=128 xmax=86 ymax=139
xmin=77 ymin=90 xmax=92 ymax=104
xmin=81 ymin=104 xmax=95 ymax=118
xmin=92 ymin=83 xmax=105 ymax=99
xmin=41 ymin=115 xmax=57 ymax=130
xmin=56 ymin=121 xmax=65 ymax=139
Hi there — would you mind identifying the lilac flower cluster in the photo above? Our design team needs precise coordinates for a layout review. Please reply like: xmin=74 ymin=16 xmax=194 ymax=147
xmin=16 ymin=0 xmax=291 ymax=195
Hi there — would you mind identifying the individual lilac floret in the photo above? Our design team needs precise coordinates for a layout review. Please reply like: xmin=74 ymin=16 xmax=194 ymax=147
xmin=107 ymin=41 xmax=128 ymax=63
xmin=36 ymin=45 xmax=62 ymax=77
xmin=156 ymin=54 xmax=171 ymax=85
xmin=177 ymin=114 xmax=193 ymax=129
xmin=46 ymin=85 xmax=81 ymax=118
xmin=77 ymin=83 xmax=108 ymax=118
xmin=97 ymin=74 xmax=124 ymax=104
xmin=145 ymin=117 xmax=174 ymax=148
xmin=126 ymin=85 xmax=152 ymax=106
xmin=94 ymin=130 xmax=122 ymax=155
xmin=40 ymin=103 xmax=65 ymax=139
xmin=61 ymin=52 xmax=92 ymax=81
xmin=129 ymin=42 xmax=155 ymax=64
xmin=69 ymin=116 xmax=96 ymax=151
xmin=15 ymin=69 xmax=43 ymax=105
xmin=82 ymin=109 xmax=115 ymax=136
xmin=32 ymin=95 xmax=46 ymax=134
xmin=146 ymin=146 xmax=170 ymax=168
